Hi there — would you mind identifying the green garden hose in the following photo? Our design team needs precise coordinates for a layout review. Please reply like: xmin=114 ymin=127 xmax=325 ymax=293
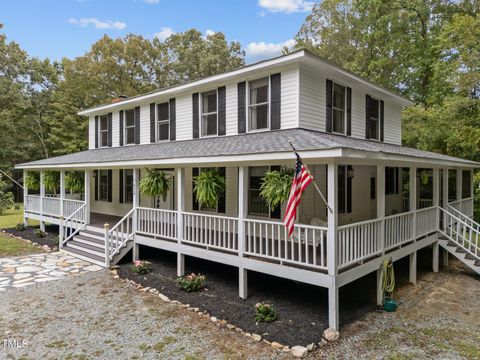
xmin=382 ymin=257 xmax=398 ymax=312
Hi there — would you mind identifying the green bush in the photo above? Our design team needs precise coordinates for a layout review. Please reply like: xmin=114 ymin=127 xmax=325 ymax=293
xmin=15 ymin=223 xmax=25 ymax=231
xmin=176 ymin=273 xmax=206 ymax=292
xmin=34 ymin=229 xmax=47 ymax=238
xmin=0 ymin=179 xmax=14 ymax=215
xmin=130 ymin=260 xmax=152 ymax=274
xmin=254 ymin=302 xmax=277 ymax=323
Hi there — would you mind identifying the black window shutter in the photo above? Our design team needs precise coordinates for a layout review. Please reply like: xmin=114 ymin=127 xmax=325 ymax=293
xmin=346 ymin=87 xmax=352 ymax=136
xmin=107 ymin=113 xmax=112 ymax=147
xmin=326 ymin=80 xmax=333 ymax=132
xmin=365 ymin=95 xmax=371 ymax=139
xmin=270 ymin=165 xmax=281 ymax=219
xmin=94 ymin=116 xmax=99 ymax=148
xmin=119 ymin=111 xmax=124 ymax=146
xmin=380 ymin=100 xmax=385 ymax=142
xmin=347 ymin=166 xmax=353 ymax=213
xmin=238 ymin=82 xmax=246 ymax=134
xmin=150 ymin=103 xmax=156 ymax=143
xmin=192 ymin=93 xmax=199 ymax=138
xmin=107 ymin=170 xmax=112 ymax=202
xmin=218 ymin=86 xmax=226 ymax=136
xmin=134 ymin=106 xmax=140 ymax=144
xmin=119 ymin=169 xmax=124 ymax=204
xmin=94 ymin=170 xmax=98 ymax=201
xmin=270 ymin=73 xmax=281 ymax=130
xmin=395 ymin=167 xmax=399 ymax=194
xmin=192 ymin=168 xmax=199 ymax=210
xmin=217 ymin=167 xmax=226 ymax=213
xmin=169 ymin=98 xmax=176 ymax=141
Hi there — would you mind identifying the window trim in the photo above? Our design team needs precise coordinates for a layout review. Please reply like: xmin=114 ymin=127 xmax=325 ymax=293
xmin=156 ymin=101 xmax=170 ymax=143
xmin=368 ymin=96 xmax=381 ymax=141
xmin=331 ymin=81 xmax=347 ymax=135
xmin=98 ymin=114 xmax=109 ymax=148
xmin=248 ymin=165 xmax=276 ymax=218
xmin=247 ymin=77 xmax=270 ymax=133
xmin=123 ymin=109 xmax=136 ymax=146
xmin=98 ymin=169 xmax=109 ymax=202
xmin=200 ymin=90 xmax=218 ymax=138
xmin=123 ymin=169 xmax=134 ymax=204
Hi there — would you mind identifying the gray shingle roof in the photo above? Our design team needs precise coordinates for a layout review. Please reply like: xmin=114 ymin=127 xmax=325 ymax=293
xmin=16 ymin=129 xmax=478 ymax=168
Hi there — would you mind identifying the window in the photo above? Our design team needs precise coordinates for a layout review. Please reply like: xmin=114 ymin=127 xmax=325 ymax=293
xmin=99 ymin=115 xmax=109 ymax=147
xmin=123 ymin=169 xmax=134 ymax=203
xmin=385 ymin=167 xmax=399 ymax=195
xmin=370 ymin=177 xmax=376 ymax=200
xmin=98 ymin=170 xmax=109 ymax=201
xmin=369 ymin=97 xmax=380 ymax=140
xmin=332 ymin=83 xmax=346 ymax=134
xmin=249 ymin=166 xmax=269 ymax=216
xmin=157 ymin=102 xmax=170 ymax=141
xmin=201 ymin=90 xmax=217 ymax=136
xmin=462 ymin=170 xmax=472 ymax=199
xmin=448 ymin=169 xmax=457 ymax=201
xmin=337 ymin=165 xmax=352 ymax=214
xmin=249 ymin=78 xmax=269 ymax=131
xmin=124 ymin=109 xmax=135 ymax=145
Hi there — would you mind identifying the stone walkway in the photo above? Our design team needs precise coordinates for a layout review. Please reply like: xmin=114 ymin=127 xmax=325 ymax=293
xmin=0 ymin=252 xmax=103 ymax=291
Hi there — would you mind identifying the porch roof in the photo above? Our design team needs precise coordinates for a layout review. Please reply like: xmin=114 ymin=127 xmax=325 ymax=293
xmin=16 ymin=128 xmax=479 ymax=169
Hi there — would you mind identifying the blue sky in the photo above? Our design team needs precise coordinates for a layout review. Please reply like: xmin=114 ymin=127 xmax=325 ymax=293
xmin=1 ymin=0 xmax=315 ymax=63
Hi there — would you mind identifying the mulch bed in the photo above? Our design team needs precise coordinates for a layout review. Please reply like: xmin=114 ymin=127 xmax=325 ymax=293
xmin=117 ymin=246 xmax=397 ymax=346
xmin=3 ymin=225 xmax=59 ymax=248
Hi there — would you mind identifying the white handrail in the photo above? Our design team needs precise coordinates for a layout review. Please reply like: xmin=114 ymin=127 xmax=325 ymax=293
xmin=60 ymin=202 xmax=87 ymax=247
xmin=447 ymin=204 xmax=480 ymax=231
xmin=106 ymin=208 xmax=136 ymax=266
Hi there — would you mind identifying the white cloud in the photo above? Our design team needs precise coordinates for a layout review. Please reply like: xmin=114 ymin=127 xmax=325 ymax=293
xmin=68 ymin=17 xmax=126 ymax=30
xmin=154 ymin=27 xmax=175 ymax=41
xmin=258 ymin=0 xmax=314 ymax=13
xmin=246 ymin=39 xmax=295 ymax=61
xmin=205 ymin=29 xmax=216 ymax=37
xmin=143 ymin=0 xmax=159 ymax=3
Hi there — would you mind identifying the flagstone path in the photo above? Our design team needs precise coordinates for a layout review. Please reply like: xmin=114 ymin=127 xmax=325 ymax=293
xmin=0 ymin=252 xmax=103 ymax=291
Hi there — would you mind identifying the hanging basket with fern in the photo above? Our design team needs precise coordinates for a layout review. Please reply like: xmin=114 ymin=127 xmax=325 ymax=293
xmin=65 ymin=171 xmax=84 ymax=193
xmin=193 ymin=169 xmax=225 ymax=209
xmin=259 ymin=168 xmax=293 ymax=211
xmin=43 ymin=171 xmax=59 ymax=194
xmin=139 ymin=169 xmax=172 ymax=201
xmin=24 ymin=173 xmax=40 ymax=191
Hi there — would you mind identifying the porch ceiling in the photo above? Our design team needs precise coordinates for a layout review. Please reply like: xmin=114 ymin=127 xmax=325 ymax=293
xmin=16 ymin=128 xmax=479 ymax=170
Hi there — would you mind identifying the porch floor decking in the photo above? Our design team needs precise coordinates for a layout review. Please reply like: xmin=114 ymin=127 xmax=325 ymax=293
xmin=89 ymin=212 xmax=123 ymax=229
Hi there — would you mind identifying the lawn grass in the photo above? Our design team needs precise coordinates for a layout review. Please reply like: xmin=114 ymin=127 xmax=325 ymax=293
xmin=0 ymin=203 xmax=38 ymax=229
xmin=0 ymin=233 xmax=41 ymax=257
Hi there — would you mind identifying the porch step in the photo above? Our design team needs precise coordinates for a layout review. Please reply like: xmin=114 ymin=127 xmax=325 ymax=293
xmin=80 ymin=229 xmax=105 ymax=241
xmin=438 ymin=236 xmax=480 ymax=275
xmin=61 ymin=246 xmax=105 ymax=267
xmin=69 ymin=240 xmax=105 ymax=257
xmin=75 ymin=234 xmax=105 ymax=246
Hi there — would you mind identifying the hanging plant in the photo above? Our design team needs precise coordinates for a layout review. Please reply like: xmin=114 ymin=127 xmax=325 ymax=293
xmin=193 ymin=169 xmax=225 ymax=209
xmin=420 ymin=171 xmax=429 ymax=185
xmin=24 ymin=173 xmax=40 ymax=191
xmin=43 ymin=171 xmax=59 ymax=194
xmin=65 ymin=171 xmax=84 ymax=193
xmin=260 ymin=168 xmax=294 ymax=210
xmin=139 ymin=169 xmax=172 ymax=201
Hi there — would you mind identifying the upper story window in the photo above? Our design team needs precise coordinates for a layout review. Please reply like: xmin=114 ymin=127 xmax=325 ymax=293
xmin=368 ymin=97 xmax=380 ymax=141
xmin=99 ymin=115 xmax=109 ymax=147
xmin=201 ymin=90 xmax=218 ymax=137
xmin=124 ymin=109 xmax=136 ymax=145
xmin=157 ymin=102 xmax=170 ymax=141
xmin=332 ymin=82 xmax=346 ymax=134
xmin=249 ymin=78 xmax=269 ymax=131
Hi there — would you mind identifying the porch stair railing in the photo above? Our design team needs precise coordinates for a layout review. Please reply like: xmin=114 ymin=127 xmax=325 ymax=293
xmin=105 ymin=208 xmax=136 ymax=267
xmin=59 ymin=203 xmax=87 ymax=248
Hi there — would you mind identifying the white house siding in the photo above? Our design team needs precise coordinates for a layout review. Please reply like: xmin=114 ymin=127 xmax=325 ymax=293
xmin=279 ymin=64 xmax=299 ymax=129
xmin=175 ymin=94 xmax=193 ymax=141
xmin=88 ymin=116 xmax=95 ymax=150
xmin=225 ymin=82 xmax=238 ymax=136
xmin=90 ymin=170 xmax=133 ymax=217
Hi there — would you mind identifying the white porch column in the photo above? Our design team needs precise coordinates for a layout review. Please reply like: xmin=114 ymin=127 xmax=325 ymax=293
xmin=84 ymin=170 xmax=91 ymax=224
xmin=39 ymin=171 xmax=45 ymax=232
xmin=441 ymin=168 xmax=449 ymax=267
xmin=456 ymin=168 xmax=462 ymax=202
xmin=176 ymin=167 xmax=185 ymax=277
xmin=23 ymin=170 xmax=28 ymax=227
xmin=376 ymin=164 xmax=386 ymax=306
xmin=238 ymin=166 xmax=248 ymax=299
xmin=327 ymin=162 xmax=339 ymax=330
xmin=59 ymin=170 xmax=65 ymax=218
xmin=132 ymin=168 xmax=140 ymax=261
xmin=432 ymin=168 xmax=440 ymax=273
xmin=409 ymin=166 xmax=417 ymax=285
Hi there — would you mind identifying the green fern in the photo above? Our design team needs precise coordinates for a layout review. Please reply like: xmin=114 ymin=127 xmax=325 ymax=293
xmin=43 ymin=171 xmax=59 ymax=193
xmin=24 ymin=173 xmax=40 ymax=191
xmin=193 ymin=169 xmax=225 ymax=209
xmin=259 ymin=168 xmax=293 ymax=210
xmin=139 ymin=169 xmax=172 ymax=201
xmin=65 ymin=171 xmax=84 ymax=193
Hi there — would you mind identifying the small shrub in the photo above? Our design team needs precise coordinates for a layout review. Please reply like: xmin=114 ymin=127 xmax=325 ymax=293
xmin=176 ymin=273 xmax=206 ymax=292
xmin=255 ymin=302 xmax=277 ymax=323
xmin=130 ymin=260 xmax=152 ymax=274
xmin=15 ymin=223 xmax=25 ymax=231
xmin=14 ymin=204 xmax=20 ymax=211
xmin=33 ymin=229 xmax=47 ymax=238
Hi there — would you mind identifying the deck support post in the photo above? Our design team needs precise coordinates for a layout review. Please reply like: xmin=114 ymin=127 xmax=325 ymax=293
xmin=238 ymin=166 xmax=248 ymax=299
xmin=376 ymin=267 xmax=383 ymax=306
xmin=132 ymin=169 xmax=139 ymax=261
xmin=327 ymin=162 xmax=339 ymax=330
xmin=85 ymin=170 xmax=91 ymax=224
xmin=176 ymin=167 xmax=185 ymax=277
xmin=23 ymin=170 xmax=28 ymax=227
xmin=409 ymin=251 xmax=417 ymax=285
xmin=432 ymin=242 xmax=439 ymax=273
xmin=432 ymin=168 xmax=440 ymax=273
xmin=39 ymin=171 xmax=45 ymax=232
xmin=441 ymin=248 xmax=449 ymax=267
xmin=409 ymin=166 xmax=417 ymax=285
xmin=60 ymin=170 xmax=65 ymax=217
xmin=377 ymin=165 xmax=385 ymax=254
xmin=132 ymin=244 xmax=140 ymax=261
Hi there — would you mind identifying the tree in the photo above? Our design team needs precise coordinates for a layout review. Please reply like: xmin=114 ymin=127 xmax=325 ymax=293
xmin=0 ymin=178 xmax=14 ymax=215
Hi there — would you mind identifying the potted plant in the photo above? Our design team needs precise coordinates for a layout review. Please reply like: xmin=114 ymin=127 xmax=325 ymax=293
xmin=193 ymin=169 xmax=225 ymax=208
xmin=139 ymin=169 xmax=172 ymax=201
xmin=65 ymin=171 xmax=84 ymax=193
xmin=259 ymin=168 xmax=293 ymax=211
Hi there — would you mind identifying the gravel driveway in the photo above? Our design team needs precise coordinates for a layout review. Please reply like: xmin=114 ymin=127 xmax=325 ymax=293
xmin=0 ymin=271 xmax=287 ymax=360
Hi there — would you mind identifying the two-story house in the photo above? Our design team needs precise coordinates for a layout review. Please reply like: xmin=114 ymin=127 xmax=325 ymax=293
xmin=16 ymin=49 xmax=479 ymax=332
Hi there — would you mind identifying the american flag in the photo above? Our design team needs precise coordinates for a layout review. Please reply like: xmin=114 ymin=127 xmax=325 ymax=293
xmin=283 ymin=153 xmax=313 ymax=237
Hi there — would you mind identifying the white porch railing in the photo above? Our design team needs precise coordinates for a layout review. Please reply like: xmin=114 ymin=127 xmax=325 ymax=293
xmin=60 ymin=203 xmax=87 ymax=247
xmin=384 ymin=211 xmax=415 ymax=250
xmin=42 ymin=197 xmax=62 ymax=216
xmin=106 ymin=208 xmax=135 ymax=267
xmin=63 ymin=199 xmax=85 ymax=218
xmin=449 ymin=198 xmax=474 ymax=218
xmin=25 ymin=195 xmax=41 ymax=213
xmin=24 ymin=195 xmax=86 ymax=219
xmin=137 ymin=207 xmax=177 ymax=241
xmin=448 ymin=203 xmax=480 ymax=232
xmin=416 ymin=206 xmax=438 ymax=237
xmin=182 ymin=212 xmax=239 ymax=253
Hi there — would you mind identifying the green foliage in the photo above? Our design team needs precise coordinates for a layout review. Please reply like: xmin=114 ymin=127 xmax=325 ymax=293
xmin=65 ymin=171 xmax=84 ymax=193
xmin=24 ymin=173 xmax=40 ymax=191
xmin=130 ymin=260 xmax=152 ymax=275
xmin=43 ymin=171 xmax=59 ymax=193
xmin=193 ymin=169 xmax=225 ymax=209
xmin=139 ymin=169 xmax=172 ymax=200
xmin=15 ymin=223 xmax=25 ymax=231
xmin=176 ymin=273 xmax=206 ymax=292
xmin=259 ymin=168 xmax=293 ymax=210
xmin=0 ymin=179 xmax=14 ymax=215
xmin=474 ymin=171 xmax=480 ymax=223
xmin=33 ymin=229 xmax=46 ymax=238
xmin=254 ymin=302 xmax=277 ymax=323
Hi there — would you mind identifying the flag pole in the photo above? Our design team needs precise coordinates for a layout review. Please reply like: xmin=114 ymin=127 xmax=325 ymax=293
xmin=288 ymin=140 xmax=333 ymax=214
